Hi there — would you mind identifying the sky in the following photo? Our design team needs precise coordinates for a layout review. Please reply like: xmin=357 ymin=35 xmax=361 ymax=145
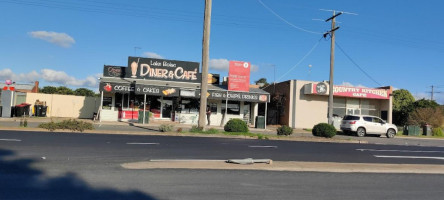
xmin=0 ymin=0 xmax=443 ymax=104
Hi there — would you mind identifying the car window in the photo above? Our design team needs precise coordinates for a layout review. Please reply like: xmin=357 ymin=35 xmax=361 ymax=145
xmin=363 ymin=117 xmax=372 ymax=122
xmin=372 ymin=118 xmax=382 ymax=123
xmin=344 ymin=115 xmax=360 ymax=120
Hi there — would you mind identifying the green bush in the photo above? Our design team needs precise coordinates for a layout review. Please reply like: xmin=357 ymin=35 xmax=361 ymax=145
xmin=159 ymin=124 xmax=174 ymax=132
xmin=277 ymin=125 xmax=293 ymax=136
xmin=38 ymin=119 xmax=94 ymax=132
xmin=190 ymin=125 xmax=204 ymax=133
xmin=19 ymin=119 xmax=24 ymax=127
xmin=38 ymin=121 xmax=58 ymax=132
xmin=224 ymin=119 xmax=249 ymax=133
xmin=312 ymin=123 xmax=336 ymax=138
xmin=205 ymin=128 xmax=219 ymax=134
xmin=24 ymin=119 xmax=28 ymax=127
xmin=432 ymin=127 xmax=443 ymax=137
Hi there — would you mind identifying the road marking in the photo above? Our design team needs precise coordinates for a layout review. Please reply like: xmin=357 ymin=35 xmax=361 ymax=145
xmin=374 ymin=155 xmax=444 ymax=160
xmin=0 ymin=139 xmax=21 ymax=142
xmin=357 ymin=149 xmax=444 ymax=153
xmin=248 ymin=145 xmax=277 ymax=148
xmin=150 ymin=159 xmax=226 ymax=162
xmin=126 ymin=143 xmax=159 ymax=145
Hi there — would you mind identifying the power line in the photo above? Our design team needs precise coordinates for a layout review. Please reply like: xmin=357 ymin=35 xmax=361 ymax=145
xmin=335 ymin=42 xmax=382 ymax=86
xmin=257 ymin=0 xmax=323 ymax=35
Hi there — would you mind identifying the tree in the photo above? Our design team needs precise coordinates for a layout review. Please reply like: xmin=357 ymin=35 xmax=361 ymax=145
xmin=408 ymin=107 xmax=444 ymax=128
xmin=74 ymin=88 xmax=95 ymax=97
xmin=40 ymin=86 xmax=57 ymax=94
xmin=392 ymin=89 xmax=415 ymax=126
xmin=255 ymin=78 xmax=269 ymax=89
xmin=56 ymin=86 xmax=74 ymax=95
xmin=413 ymin=99 xmax=439 ymax=109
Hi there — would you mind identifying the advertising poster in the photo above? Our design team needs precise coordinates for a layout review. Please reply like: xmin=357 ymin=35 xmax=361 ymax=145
xmin=228 ymin=61 xmax=250 ymax=92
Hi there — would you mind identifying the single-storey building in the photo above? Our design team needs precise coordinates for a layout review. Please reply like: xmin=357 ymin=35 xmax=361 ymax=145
xmin=264 ymin=79 xmax=393 ymax=129
xmin=98 ymin=57 xmax=270 ymax=126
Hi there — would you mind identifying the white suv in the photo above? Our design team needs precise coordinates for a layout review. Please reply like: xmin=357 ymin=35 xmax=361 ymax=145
xmin=340 ymin=115 xmax=397 ymax=138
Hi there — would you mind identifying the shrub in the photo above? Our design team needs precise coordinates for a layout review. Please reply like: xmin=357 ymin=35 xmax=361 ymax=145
xmin=176 ymin=128 xmax=183 ymax=133
xmin=37 ymin=119 xmax=94 ymax=132
xmin=312 ymin=123 xmax=336 ymax=138
xmin=38 ymin=121 xmax=58 ymax=132
xmin=205 ymin=128 xmax=219 ymax=134
xmin=24 ymin=119 xmax=28 ymax=127
xmin=159 ymin=124 xmax=174 ymax=132
xmin=190 ymin=125 xmax=204 ymax=133
xmin=277 ymin=125 xmax=293 ymax=136
xmin=19 ymin=119 xmax=24 ymax=127
xmin=224 ymin=119 xmax=249 ymax=133
xmin=432 ymin=127 xmax=444 ymax=137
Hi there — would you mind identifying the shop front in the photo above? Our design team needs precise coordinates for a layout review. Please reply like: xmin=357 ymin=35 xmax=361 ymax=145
xmin=98 ymin=57 xmax=270 ymax=126
xmin=264 ymin=80 xmax=393 ymax=129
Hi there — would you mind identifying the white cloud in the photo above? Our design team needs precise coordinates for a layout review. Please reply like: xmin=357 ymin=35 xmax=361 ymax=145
xmin=29 ymin=31 xmax=75 ymax=48
xmin=209 ymin=58 xmax=259 ymax=72
xmin=0 ymin=68 xmax=98 ymax=88
xmin=339 ymin=82 xmax=367 ymax=88
xmin=143 ymin=52 xmax=164 ymax=59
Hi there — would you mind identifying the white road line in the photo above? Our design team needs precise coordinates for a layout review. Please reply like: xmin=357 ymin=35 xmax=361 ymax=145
xmin=357 ymin=148 xmax=444 ymax=153
xmin=248 ymin=145 xmax=278 ymax=148
xmin=374 ymin=155 xmax=444 ymax=160
xmin=150 ymin=159 xmax=226 ymax=162
xmin=0 ymin=139 xmax=21 ymax=142
xmin=126 ymin=143 xmax=160 ymax=145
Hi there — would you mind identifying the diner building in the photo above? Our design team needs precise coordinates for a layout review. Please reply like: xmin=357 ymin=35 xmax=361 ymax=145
xmin=98 ymin=57 xmax=270 ymax=126
xmin=264 ymin=79 xmax=393 ymax=129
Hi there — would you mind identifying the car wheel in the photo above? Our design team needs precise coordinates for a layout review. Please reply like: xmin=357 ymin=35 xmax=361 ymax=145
xmin=356 ymin=127 xmax=366 ymax=137
xmin=386 ymin=129 xmax=396 ymax=138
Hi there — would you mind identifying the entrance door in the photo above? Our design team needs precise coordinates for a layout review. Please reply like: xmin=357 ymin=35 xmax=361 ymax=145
xmin=161 ymin=97 xmax=173 ymax=119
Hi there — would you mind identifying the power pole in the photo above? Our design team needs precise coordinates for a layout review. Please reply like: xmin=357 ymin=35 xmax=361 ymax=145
xmin=325 ymin=11 xmax=342 ymax=125
xmin=428 ymin=85 xmax=443 ymax=101
xmin=198 ymin=0 xmax=212 ymax=129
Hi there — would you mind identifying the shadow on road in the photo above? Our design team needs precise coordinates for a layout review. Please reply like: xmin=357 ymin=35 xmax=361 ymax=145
xmin=0 ymin=148 xmax=157 ymax=200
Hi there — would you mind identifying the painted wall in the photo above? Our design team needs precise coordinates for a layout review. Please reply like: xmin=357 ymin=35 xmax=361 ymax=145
xmin=25 ymin=93 xmax=100 ymax=119
xmin=294 ymin=80 xmax=329 ymax=129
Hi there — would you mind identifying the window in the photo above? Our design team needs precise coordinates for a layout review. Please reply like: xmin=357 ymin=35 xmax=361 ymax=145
xmin=179 ymin=98 xmax=199 ymax=114
xmin=221 ymin=100 xmax=240 ymax=115
xmin=372 ymin=117 xmax=383 ymax=123
xmin=102 ymin=97 xmax=112 ymax=110
xmin=344 ymin=115 xmax=360 ymax=120
xmin=333 ymin=98 xmax=346 ymax=117
xmin=363 ymin=117 xmax=372 ymax=122
xmin=209 ymin=102 xmax=217 ymax=113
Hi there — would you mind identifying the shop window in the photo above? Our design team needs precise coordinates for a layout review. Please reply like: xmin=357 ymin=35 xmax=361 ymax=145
xmin=333 ymin=98 xmax=346 ymax=107
xmin=179 ymin=98 xmax=199 ymax=114
xmin=102 ymin=96 xmax=112 ymax=110
xmin=333 ymin=108 xmax=345 ymax=117
xmin=209 ymin=102 xmax=217 ymax=113
xmin=222 ymin=100 xmax=240 ymax=115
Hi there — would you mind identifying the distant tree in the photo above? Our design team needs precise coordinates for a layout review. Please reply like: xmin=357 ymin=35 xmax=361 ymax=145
xmin=413 ymin=99 xmax=439 ymax=109
xmin=74 ymin=88 xmax=95 ymax=97
xmin=392 ymin=89 xmax=415 ymax=126
xmin=56 ymin=86 xmax=74 ymax=95
xmin=255 ymin=78 xmax=269 ymax=89
xmin=40 ymin=86 xmax=57 ymax=94
xmin=408 ymin=107 xmax=444 ymax=128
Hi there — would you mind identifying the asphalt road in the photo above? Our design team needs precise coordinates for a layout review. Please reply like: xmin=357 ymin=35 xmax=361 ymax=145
xmin=1 ymin=130 xmax=444 ymax=200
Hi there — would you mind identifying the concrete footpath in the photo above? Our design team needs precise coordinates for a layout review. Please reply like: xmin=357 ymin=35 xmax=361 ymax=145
xmin=1 ymin=117 xmax=444 ymax=147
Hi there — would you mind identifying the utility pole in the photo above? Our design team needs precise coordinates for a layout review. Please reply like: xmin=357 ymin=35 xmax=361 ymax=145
xmin=325 ymin=11 xmax=342 ymax=125
xmin=428 ymin=85 xmax=443 ymax=101
xmin=198 ymin=0 xmax=212 ymax=129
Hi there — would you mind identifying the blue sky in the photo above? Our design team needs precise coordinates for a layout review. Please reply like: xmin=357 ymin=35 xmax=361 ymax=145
xmin=0 ymin=0 xmax=443 ymax=104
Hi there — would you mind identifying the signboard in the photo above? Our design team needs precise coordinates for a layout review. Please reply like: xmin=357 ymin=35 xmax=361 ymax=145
xmin=308 ymin=83 xmax=390 ymax=99
xmin=206 ymin=90 xmax=269 ymax=103
xmin=99 ymin=82 xmax=134 ymax=94
xmin=228 ymin=61 xmax=250 ymax=92
xmin=135 ymin=84 xmax=179 ymax=97
xmin=208 ymin=73 xmax=220 ymax=85
xmin=103 ymin=66 xmax=126 ymax=78
xmin=126 ymin=57 xmax=201 ymax=83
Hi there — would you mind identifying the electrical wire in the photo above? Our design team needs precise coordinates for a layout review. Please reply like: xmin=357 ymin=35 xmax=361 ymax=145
xmin=257 ymin=0 xmax=322 ymax=35
xmin=335 ymin=41 xmax=382 ymax=86
xmin=260 ymin=37 xmax=323 ymax=91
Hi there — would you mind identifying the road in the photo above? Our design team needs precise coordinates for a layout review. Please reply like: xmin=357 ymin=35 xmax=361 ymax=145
xmin=1 ymin=130 xmax=444 ymax=200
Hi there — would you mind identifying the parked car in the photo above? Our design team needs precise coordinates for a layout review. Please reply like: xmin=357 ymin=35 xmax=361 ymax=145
xmin=340 ymin=115 xmax=397 ymax=138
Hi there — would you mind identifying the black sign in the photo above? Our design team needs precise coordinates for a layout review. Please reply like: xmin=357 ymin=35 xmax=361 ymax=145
xmin=206 ymin=90 xmax=269 ymax=103
xmin=208 ymin=74 xmax=220 ymax=85
xmin=135 ymin=84 xmax=179 ymax=97
xmin=126 ymin=57 xmax=201 ymax=83
xmin=103 ymin=66 xmax=126 ymax=78
xmin=99 ymin=82 xmax=134 ymax=94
